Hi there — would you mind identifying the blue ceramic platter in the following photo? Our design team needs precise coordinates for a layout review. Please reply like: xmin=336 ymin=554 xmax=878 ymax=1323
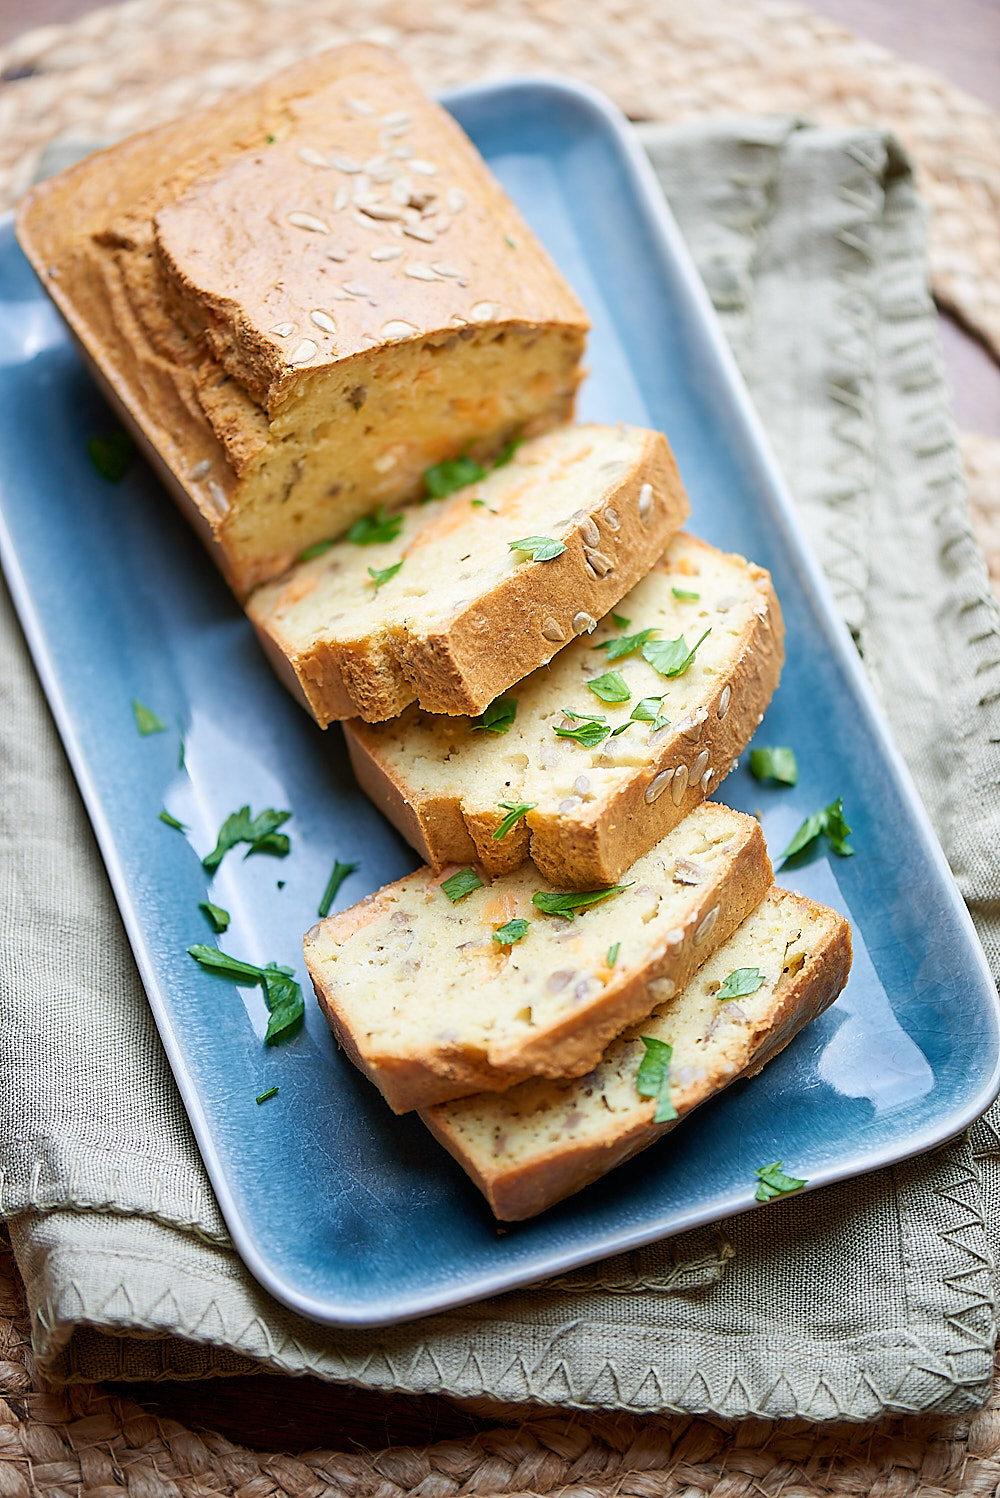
xmin=2 ymin=77 xmax=998 ymax=1328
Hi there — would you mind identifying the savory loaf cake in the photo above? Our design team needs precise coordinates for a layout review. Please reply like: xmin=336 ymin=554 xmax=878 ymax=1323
xmin=248 ymin=423 xmax=687 ymax=723
xmin=304 ymin=802 xmax=771 ymax=1112
xmin=345 ymin=533 xmax=784 ymax=887
xmin=15 ymin=44 xmax=589 ymax=598
xmin=423 ymin=887 xmax=852 ymax=1219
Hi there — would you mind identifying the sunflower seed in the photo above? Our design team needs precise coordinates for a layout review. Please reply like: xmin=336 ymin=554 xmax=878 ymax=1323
xmin=579 ymin=516 xmax=600 ymax=548
xmin=670 ymin=764 xmax=689 ymax=805
xmin=431 ymin=261 xmax=463 ymax=278
xmin=208 ymin=481 xmax=227 ymax=512
xmin=679 ymin=705 xmax=708 ymax=740
xmin=332 ymin=185 xmax=350 ymax=212
xmin=410 ymin=158 xmax=438 ymax=175
xmin=365 ymin=154 xmax=389 ymax=172
xmin=573 ymin=776 xmax=590 ymax=796
xmin=694 ymin=905 xmax=720 ymax=945
xmin=584 ymin=548 xmax=613 ymax=577
xmin=360 ymin=202 xmax=404 ymax=221
xmin=672 ymin=858 xmax=704 ymax=885
xmin=405 ymin=263 xmax=441 ymax=281
xmin=604 ymin=507 xmax=620 ymax=531
xmin=352 ymin=212 xmax=380 ymax=235
xmin=447 ymin=187 xmax=467 ymax=212
xmin=644 ymin=769 xmax=673 ymax=804
xmin=330 ymin=288 xmax=352 ymax=300
xmin=559 ymin=797 xmax=581 ymax=814
xmin=344 ymin=96 xmax=374 ymax=116
xmin=470 ymin=300 xmax=502 ymax=320
xmin=370 ymin=163 xmax=398 ymax=184
xmin=343 ymin=281 xmax=375 ymax=298
xmin=572 ymin=611 xmax=597 ymax=635
xmin=373 ymin=452 xmax=397 ymax=473
xmin=700 ymin=768 xmax=714 ymax=793
xmin=288 ymin=339 xmax=318 ymax=365
xmin=692 ymin=749 xmax=710 ymax=783
xmin=391 ymin=177 xmax=413 ymax=205
xmin=393 ymin=144 xmax=415 ymax=159
xmin=323 ymin=246 xmax=347 ymax=264
xmin=287 ymin=211 xmax=329 ymax=233
xmin=189 ymin=459 xmax=211 ymax=480
xmin=370 ymin=245 xmax=403 ymax=260
xmin=329 ymin=154 xmax=363 ymax=173
xmin=541 ymin=618 xmax=565 ymax=643
xmin=297 ymin=147 xmax=328 ymax=168
xmin=638 ymin=482 xmax=653 ymax=522
xmin=717 ymin=684 xmax=732 ymax=719
xmin=269 ymin=322 xmax=296 ymax=337
xmin=731 ymin=759 xmax=740 ymax=774
xmin=383 ymin=110 xmax=411 ymax=127
xmin=310 ymin=310 xmax=337 ymax=334
xmin=403 ymin=223 xmax=436 ymax=243
xmin=647 ymin=977 xmax=675 ymax=1001
xmin=380 ymin=320 xmax=419 ymax=341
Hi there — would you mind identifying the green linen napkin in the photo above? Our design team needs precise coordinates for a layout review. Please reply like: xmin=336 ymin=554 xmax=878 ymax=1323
xmin=2 ymin=115 xmax=999 ymax=1421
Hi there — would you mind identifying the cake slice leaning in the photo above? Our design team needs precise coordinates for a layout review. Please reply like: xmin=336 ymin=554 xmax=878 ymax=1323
xmin=423 ymin=887 xmax=852 ymax=1219
xmin=304 ymin=802 xmax=771 ymax=1112
xmin=346 ymin=532 xmax=783 ymax=886
xmin=248 ymin=422 xmax=687 ymax=722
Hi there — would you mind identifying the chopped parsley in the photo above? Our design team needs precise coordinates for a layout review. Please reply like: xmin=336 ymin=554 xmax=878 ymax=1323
xmin=256 ymin=1087 xmax=279 ymax=1104
xmin=493 ymin=917 xmax=529 ymax=945
xmin=346 ymin=505 xmax=404 ymax=545
xmin=607 ymin=942 xmax=620 ymax=967
xmin=493 ymin=438 xmax=522 ymax=467
xmin=553 ymin=718 xmax=610 ymax=747
xmin=508 ymin=535 xmax=566 ymax=562
xmin=133 ymin=699 xmax=166 ymax=736
xmin=188 ymin=946 xmax=304 ymax=1041
xmin=629 ymin=695 xmax=669 ymax=731
xmin=672 ymin=587 xmax=700 ymax=601
xmin=532 ymin=885 xmax=628 ymax=920
xmin=611 ymin=612 xmax=631 ymax=630
xmin=755 ymin=1161 xmax=807 ymax=1202
xmin=749 ymin=746 xmax=799 ymax=786
xmin=177 ymin=731 xmax=186 ymax=770
xmin=592 ymin=626 xmax=657 ymax=661
xmin=441 ymin=866 xmax=484 ymax=903
xmin=87 ymin=430 xmax=135 ymax=482
xmin=493 ymin=801 xmax=536 ymax=839
xmin=318 ymin=859 xmax=359 ymax=918
xmin=469 ymin=696 xmax=517 ymax=734
xmin=642 ymin=628 xmax=711 ymax=679
xmin=202 ymin=806 xmax=292 ymax=872
xmin=717 ymin=966 xmax=764 ymax=1001
xmin=587 ymin=670 xmax=630 ymax=704
xmin=368 ymin=560 xmax=403 ymax=589
xmin=298 ymin=537 xmax=336 ymax=561
xmin=424 ymin=453 xmax=487 ymax=497
xmin=158 ymin=809 xmax=187 ymax=832
xmin=636 ymin=1036 xmax=678 ymax=1123
xmin=781 ymin=796 xmax=853 ymax=862
xmin=199 ymin=900 xmax=231 ymax=934
xmin=504 ymin=235 xmax=516 ymax=249
xmin=187 ymin=945 xmax=266 ymax=983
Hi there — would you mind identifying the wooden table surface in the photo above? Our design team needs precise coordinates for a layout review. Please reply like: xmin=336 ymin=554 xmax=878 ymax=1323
xmin=0 ymin=0 xmax=997 ymax=1453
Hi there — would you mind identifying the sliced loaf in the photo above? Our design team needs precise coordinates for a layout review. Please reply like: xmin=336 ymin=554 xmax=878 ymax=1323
xmin=346 ymin=533 xmax=784 ymax=886
xmin=423 ymin=887 xmax=852 ymax=1218
xmin=247 ymin=423 xmax=687 ymax=722
xmin=304 ymin=802 xmax=771 ymax=1112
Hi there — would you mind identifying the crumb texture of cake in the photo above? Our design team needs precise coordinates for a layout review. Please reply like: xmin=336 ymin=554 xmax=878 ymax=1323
xmin=345 ymin=532 xmax=784 ymax=885
xmin=15 ymin=43 xmax=589 ymax=597
xmin=248 ymin=423 xmax=688 ymax=722
xmin=303 ymin=802 xmax=771 ymax=1112
xmin=423 ymin=887 xmax=852 ymax=1219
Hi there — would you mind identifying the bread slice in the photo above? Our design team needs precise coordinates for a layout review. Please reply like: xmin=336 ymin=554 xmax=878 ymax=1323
xmin=423 ymin=887 xmax=852 ymax=1219
xmin=247 ymin=423 xmax=688 ymax=723
xmin=303 ymin=802 xmax=771 ymax=1112
xmin=345 ymin=533 xmax=784 ymax=887
xmin=15 ymin=44 xmax=589 ymax=598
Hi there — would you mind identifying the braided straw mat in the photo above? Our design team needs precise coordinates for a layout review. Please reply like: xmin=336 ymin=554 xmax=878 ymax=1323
xmin=4 ymin=0 xmax=1000 ymax=1492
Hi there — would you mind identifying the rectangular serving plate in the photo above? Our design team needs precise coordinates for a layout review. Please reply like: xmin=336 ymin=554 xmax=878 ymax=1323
xmin=2 ymin=76 xmax=998 ymax=1329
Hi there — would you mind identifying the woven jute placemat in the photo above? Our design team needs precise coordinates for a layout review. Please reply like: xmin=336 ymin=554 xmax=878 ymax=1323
xmin=4 ymin=0 xmax=1000 ymax=1489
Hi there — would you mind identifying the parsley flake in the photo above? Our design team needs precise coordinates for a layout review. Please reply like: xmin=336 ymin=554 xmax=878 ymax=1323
xmin=368 ymin=560 xmax=403 ymax=590
xmin=493 ymin=801 xmax=536 ymax=839
xmin=188 ymin=945 xmax=266 ymax=983
xmin=504 ymin=235 xmax=516 ymax=249
xmin=424 ymin=454 xmax=487 ymax=497
xmin=262 ymin=962 xmax=305 ymax=1045
xmin=508 ymin=535 xmax=566 ymax=562
xmin=749 ymin=746 xmax=799 ymax=786
xmin=636 ymin=1036 xmax=678 ymax=1123
xmin=256 ymin=1087 xmax=279 ymax=1104
xmin=593 ymin=626 xmax=657 ymax=661
xmin=629 ymin=696 xmax=669 ymax=733
xmin=642 ymin=628 xmax=711 ymax=679
xmin=199 ymin=900 xmax=230 ymax=933
xmin=88 ymin=430 xmax=135 ymax=482
xmin=441 ymin=866 xmax=484 ymax=903
xmin=133 ymin=699 xmax=166 ymax=736
xmin=781 ymin=797 xmax=853 ymax=863
xmin=346 ymin=505 xmax=404 ymax=545
xmin=717 ymin=966 xmax=764 ymax=1001
xmin=553 ymin=719 xmax=610 ymax=748
xmin=298 ymin=537 xmax=336 ymax=561
xmin=493 ymin=917 xmax=529 ymax=945
xmin=158 ymin=809 xmax=187 ymax=832
xmin=469 ymin=697 xmax=517 ymax=734
xmin=587 ymin=669 xmax=630 ymax=704
xmin=611 ymin=612 xmax=631 ymax=629
xmin=493 ymin=438 xmax=522 ymax=467
xmin=318 ymin=859 xmax=359 ymax=918
xmin=671 ymin=587 xmax=700 ymax=601
xmin=607 ymin=942 xmax=620 ymax=967
xmin=177 ymin=731 xmax=186 ymax=770
xmin=532 ymin=885 xmax=628 ymax=920
xmin=202 ymin=806 xmax=292 ymax=872
xmin=754 ymin=1161 xmax=807 ymax=1202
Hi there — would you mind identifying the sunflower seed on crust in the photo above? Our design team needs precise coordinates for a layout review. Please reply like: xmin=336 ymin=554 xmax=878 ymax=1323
xmin=287 ymin=211 xmax=329 ymax=233
xmin=297 ymin=147 xmax=328 ymax=168
xmin=405 ymin=263 xmax=441 ymax=281
xmin=329 ymin=154 xmax=363 ymax=173
xmin=310 ymin=310 xmax=337 ymax=334
xmin=288 ymin=339 xmax=319 ymax=365
xmin=370 ymin=246 xmax=403 ymax=260
xmin=403 ymin=223 xmax=437 ymax=243
xmin=380 ymin=320 xmax=419 ymax=341
xmin=269 ymin=322 xmax=296 ymax=337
